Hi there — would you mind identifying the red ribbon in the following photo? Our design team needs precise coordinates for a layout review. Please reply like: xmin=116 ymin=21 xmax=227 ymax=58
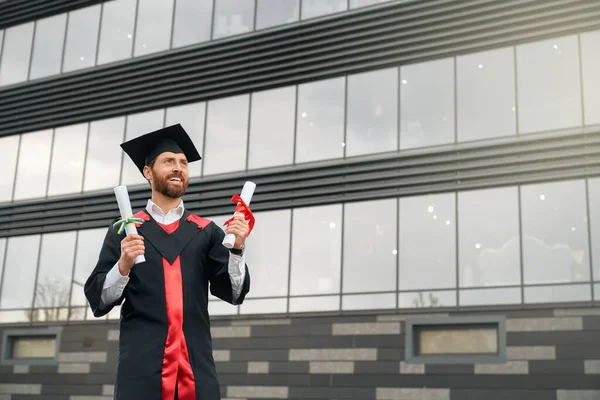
xmin=224 ymin=194 xmax=255 ymax=236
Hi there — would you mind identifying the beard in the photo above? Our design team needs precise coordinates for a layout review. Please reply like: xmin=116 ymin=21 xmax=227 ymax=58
xmin=153 ymin=172 xmax=188 ymax=199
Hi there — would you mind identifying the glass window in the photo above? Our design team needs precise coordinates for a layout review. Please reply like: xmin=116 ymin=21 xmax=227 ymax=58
xmin=0 ymin=135 xmax=19 ymax=203
xmin=588 ymin=178 xmax=600 ymax=282
xmin=248 ymin=86 xmax=295 ymax=170
xmin=134 ymin=0 xmax=174 ymax=57
xmin=581 ymin=30 xmax=600 ymax=125
xmin=165 ymin=102 xmax=206 ymax=178
xmin=239 ymin=298 xmax=287 ymax=315
xmin=83 ymin=117 xmax=126 ymax=192
xmin=213 ymin=0 xmax=255 ymax=40
xmin=0 ymin=235 xmax=40 ymax=310
xmin=13 ymin=129 xmax=53 ymax=201
xmin=521 ymin=180 xmax=590 ymax=285
xmin=399 ymin=290 xmax=456 ymax=309
xmin=203 ymin=95 xmax=249 ymax=176
xmin=97 ymin=0 xmax=137 ymax=65
xmin=29 ymin=14 xmax=67 ymax=80
xmin=460 ymin=287 xmax=521 ymax=306
xmin=343 ymin=199 xmax=397 ymax=293
xmin=346 ymin=68 xmax=398 ymax=157
xmin=244 ymin=209 xmax=291 ymax=297
xmin=34 ymin=232 xmax=76 ymax=310
xmin=296 ymin=77 xmax=345 ymax=163
xmin=399 ymin=193 xmax=456 ymax=291
xmin=47 ymin=123 xmax=88 ymax=197
xmin=350 ymin=0 xmax=389 ymax=8
xmin=256 ymin=0 xmax=299 ymax=30
xmin=400 ymin=58 xmax=455 ymax=149
xmin=457 ymin=47 xmax=516 ymax=142
xmin=0 ymin=238 xmax=6 ymax=293
xmin=172 ymin=0 xmax=213 ymax=48
xmin=62 ymin=4 xmax=101 ymax=73
xmin=516 ymin=35 xmax=582 ymax=134
xmin=302 ymin=0 xmax=347 ymax=20
xmin=121 ymin=109 xmax=165 ymax=186
xmin=208 ymin=300 xmax=238 ymax=316
xmin=289 ymin=295 xmax=339 ymax=312
xmin=458 ymin=187 xmax=520 ymax=288
xmin=525 ymin=284 xmax=592 ymax=303
xmin=290 ymin=204 xmax=342 ymax=296
xmin=0 ymin=22 xmax=34 ymax=87
xmin=71 ymin=228 xmax=106 ymax=307
xmin=342 ymin=293 xmax=395 ymax=311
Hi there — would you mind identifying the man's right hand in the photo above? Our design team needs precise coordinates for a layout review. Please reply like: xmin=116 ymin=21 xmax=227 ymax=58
xmin=118 ymin=234 xmax=145 ymax=276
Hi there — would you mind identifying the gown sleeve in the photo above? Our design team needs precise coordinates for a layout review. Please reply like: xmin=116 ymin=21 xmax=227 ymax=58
xmin=207 ymin=222 xmax=250 ymax=305
xmin=84 ymin=223 xmax=126 ymax=317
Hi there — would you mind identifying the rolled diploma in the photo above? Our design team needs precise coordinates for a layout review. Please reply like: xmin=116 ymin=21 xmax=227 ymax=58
xmin=222 ymin=181 xmax=256 ymax=249
xmin=114 ymin=185 xmax=145 ymax=264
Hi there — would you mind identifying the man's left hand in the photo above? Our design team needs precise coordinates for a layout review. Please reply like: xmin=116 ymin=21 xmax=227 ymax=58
xmin=225 ymin=215 xmax=250 ymax=249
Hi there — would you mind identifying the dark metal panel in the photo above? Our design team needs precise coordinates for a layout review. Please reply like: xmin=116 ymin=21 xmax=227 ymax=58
xmin=1 ymin=126 xmax=600 ymax=238
xmin=0 ymin=0 xmax=105 ymax=30
xmin=0 ymin=0 xmax=599 ymax=138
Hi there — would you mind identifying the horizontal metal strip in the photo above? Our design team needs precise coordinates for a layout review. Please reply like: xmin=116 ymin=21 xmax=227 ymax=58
xmin=0 ymin=0 xmax=592 ymax=116
xmin=1 ymin=128 xmax=600 ymax=237
xmin=0 ymin=0 xmax=597 ymax=137
xmin=0 ymin=0 xmax=104 ymax=30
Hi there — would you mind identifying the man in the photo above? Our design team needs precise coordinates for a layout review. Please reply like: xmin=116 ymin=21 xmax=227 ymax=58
xmin=84 ymin=124 xmax=250 ymax=400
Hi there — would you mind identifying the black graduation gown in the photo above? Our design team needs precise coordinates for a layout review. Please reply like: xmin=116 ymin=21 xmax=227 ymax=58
xmin=84 ymin=209 xmax=250 ymax=400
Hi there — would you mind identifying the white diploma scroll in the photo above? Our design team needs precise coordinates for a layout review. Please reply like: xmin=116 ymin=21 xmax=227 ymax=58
xmin=222 ymin=181 xmax=256 ymax=249
xmin=114 ymin=185 xmax=145 ymax=264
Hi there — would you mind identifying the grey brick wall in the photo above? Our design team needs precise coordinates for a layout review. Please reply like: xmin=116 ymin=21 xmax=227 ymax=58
xmin=0 ymin=307 xmax=598 ymax=400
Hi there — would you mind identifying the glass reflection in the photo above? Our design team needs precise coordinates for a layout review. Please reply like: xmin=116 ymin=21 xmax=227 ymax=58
xmin=72 ymin=228 xmax=107 ymax=307
xmin=0 ymin=22 xmax=34 ymax=86
xmin=0 ymin=135 xmax=19 ymax=203
xmin=581 ymin=30 xmax=600 ymax=125
xmin=588 ymin=178 xmax=600 ymax=281
xmin=134 ymin=0 xmax=174 ymax=57
xmin=350 ymin=0 xmax=389 ymax=8
xmin=457 ymin=47 xmax=516 ymax=142
xmin=290 ymin=205 xmax=342 ymax=296
xmin=165 ymin=102 xmax=206 ymax=178
xmin=400 ymin=58 xmax=455 ymax=149
xmin=62 ymin=5 xmax=101 ymax=73
xmin=459 ymin=287 xmax=521 ymax=306
xmin=516 ymin=35 xmax=582 ymax=134
xmin=244 ymin=210 xmax=291 ymax=297
xmin=121 ymin=109 xmax=165 ymax=186
xmin=29 ymin=14 xmax=67 ymax=80
xmin=398 ymin=290 xmax=456 ymax=309
xmin=34 ymin=232 xmax=77 ymax=316
xmin=13 ymin=129 xmax=53 ymax=201
xmin=295 ymin=77 xmax=345 ymax=163
xmin=213 ymin=0 xmax=255 ymax=40
xmin=97 ymin=0 xmax=137 ymax=65
xmin=239 ymin=298 xmax=287 ymax=314
xmin=84 ymin=117 xmax=126 ymax=192
xmin=343 ymin=199 xmax=396 ymax=293
xmin=343 ymin=293 xmax=395 ymax=311
xmin=525 ymin=284 xmax=591 ymax=303
xmin=302 ymin=0 xmax=347 ymax=20
xmin=346 ymin=68 xmax=398 ymax=157
xmin=289 ymin=295 xmax=339 ymax=312
xmin=47 ymin=123 xmax=88 ymax=197
xmin=399 ymin=193 xmax=456 ymax=290
xmin=0 ymin=235 xmax=40 ymax=310
xmin=458 ymin=187 xmax=520 ymax=287
xmin=204 ymin=95 xmax=249 ymax=175
xmin=172 ymin=0 xmax=213 ymax=48
xmin=248 ymin=86 xmax=295 ymax=169
xmin=256 ymin=0 xmax=299 ymax=30
xmin=521 ymin=180 xmax=590 ymax=285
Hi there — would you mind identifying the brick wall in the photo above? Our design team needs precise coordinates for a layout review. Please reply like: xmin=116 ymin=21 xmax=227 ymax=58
xmin=0 ymin=307 xmax=599 ymax=400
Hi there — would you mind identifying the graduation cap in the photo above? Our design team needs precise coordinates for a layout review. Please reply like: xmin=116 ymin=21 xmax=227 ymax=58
xmin=120 ymin=123 xmax=202 ymax=175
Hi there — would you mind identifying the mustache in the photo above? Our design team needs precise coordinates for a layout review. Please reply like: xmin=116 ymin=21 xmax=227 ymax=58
xmin=165 ymin=173 xmax=185 ymax=181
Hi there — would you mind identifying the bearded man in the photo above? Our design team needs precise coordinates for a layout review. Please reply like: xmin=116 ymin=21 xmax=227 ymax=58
xmin=84 ymin=124 xmax=250 ymax=400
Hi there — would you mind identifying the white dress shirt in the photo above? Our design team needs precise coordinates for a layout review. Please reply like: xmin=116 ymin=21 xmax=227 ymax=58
xmin=100 ymin=199 xmax=246 ymax=307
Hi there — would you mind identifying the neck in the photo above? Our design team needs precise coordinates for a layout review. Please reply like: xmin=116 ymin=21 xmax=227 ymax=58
xmin=151 ymin=191 xmax=181 ymax=214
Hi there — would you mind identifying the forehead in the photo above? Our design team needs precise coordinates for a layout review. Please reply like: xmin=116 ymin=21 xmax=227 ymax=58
xmin=155 ymin=151 xmax=188 ymax=162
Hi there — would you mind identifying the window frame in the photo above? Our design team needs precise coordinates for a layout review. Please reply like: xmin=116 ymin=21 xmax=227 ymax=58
xmin=1 ymin=327 xmax=62 ymax=366
xmin=404 ymin=316 xmax=506 ymax=364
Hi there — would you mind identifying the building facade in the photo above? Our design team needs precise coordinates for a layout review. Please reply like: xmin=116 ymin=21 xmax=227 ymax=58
xmin=0 ymin=0 xmax=599 ymax=399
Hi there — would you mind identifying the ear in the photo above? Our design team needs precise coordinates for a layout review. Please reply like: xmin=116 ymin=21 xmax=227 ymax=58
xmin=143 ymin=165 xmax=152 ymax=182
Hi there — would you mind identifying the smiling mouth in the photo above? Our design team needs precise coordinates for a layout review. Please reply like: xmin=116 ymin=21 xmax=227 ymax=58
xmin=169 ymin=178 xmax=182 ymax=183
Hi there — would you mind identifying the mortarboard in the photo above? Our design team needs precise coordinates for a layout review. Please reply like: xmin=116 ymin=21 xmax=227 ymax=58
xmin=120 ymin=123 xmax=202 ymax=175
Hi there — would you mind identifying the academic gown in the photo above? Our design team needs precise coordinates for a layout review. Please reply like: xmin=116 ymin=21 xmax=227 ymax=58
xmin=84 ymin=209 xmax=250 ymax=400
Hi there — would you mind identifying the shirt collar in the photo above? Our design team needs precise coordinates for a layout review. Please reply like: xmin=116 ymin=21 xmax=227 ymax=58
xmin=145 ymin=199 xmax=185 ymax=217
